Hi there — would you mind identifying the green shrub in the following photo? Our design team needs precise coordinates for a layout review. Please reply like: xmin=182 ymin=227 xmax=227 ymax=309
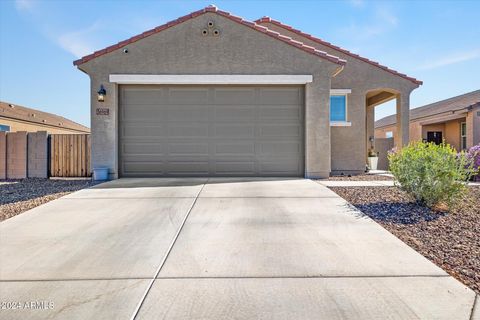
xmin=388 ymin=141 xmax=476 ymax=208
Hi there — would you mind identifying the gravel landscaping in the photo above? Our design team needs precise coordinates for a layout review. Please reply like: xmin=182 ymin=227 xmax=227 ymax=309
xmin=0 ymin=179 xmax=97 ymax=222
xmin=331 ymin=185 xmax=480 ymax=294
xmin=328 ymin=174 xmax=393 ymax=181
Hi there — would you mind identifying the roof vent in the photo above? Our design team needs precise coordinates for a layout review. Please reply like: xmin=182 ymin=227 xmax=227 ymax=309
xmin=42 ymin=119 xmax=47 ymax=123
xmin=31 ymin=113 xmax=36 ymax=117
xmin=8 ymin=104 xmax=15 ymax=108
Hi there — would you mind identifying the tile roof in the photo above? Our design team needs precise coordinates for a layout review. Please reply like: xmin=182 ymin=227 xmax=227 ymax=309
xmin=0 ymin=101 xmax=90 ymax=132
xmin=375 ymin=90 xmax=480 ymax=128
xmin=255 ymin=16 xmax=422 ymax=85
xmin=73 ymin=5 xmax=346 ymax=67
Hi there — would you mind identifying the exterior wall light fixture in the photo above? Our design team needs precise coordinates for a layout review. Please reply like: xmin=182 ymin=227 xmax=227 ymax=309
xmin=97 ymin=85 xmax=106 ymax=102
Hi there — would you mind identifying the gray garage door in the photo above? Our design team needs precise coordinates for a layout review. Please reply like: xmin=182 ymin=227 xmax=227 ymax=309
xmin=119 ymin=85 xmax=304 ymax=177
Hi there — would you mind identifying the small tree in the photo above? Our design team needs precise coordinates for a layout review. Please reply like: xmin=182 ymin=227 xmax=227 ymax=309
xmin=388 ymin=141 xmax=476 ymax=208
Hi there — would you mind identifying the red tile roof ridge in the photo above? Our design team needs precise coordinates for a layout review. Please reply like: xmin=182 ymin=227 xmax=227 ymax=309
xmin=73 ymin=6 xmax=346 ymax=67
xmin=255 ymin=16 xmax=422 ymax=85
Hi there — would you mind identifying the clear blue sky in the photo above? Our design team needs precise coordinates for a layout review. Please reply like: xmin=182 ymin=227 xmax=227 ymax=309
xmin=1 ymin=0 xmax=479 ymax=127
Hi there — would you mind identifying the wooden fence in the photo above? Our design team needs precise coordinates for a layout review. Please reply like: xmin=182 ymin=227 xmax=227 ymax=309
xmin=49 ymin=134 xmax=91 ymax=177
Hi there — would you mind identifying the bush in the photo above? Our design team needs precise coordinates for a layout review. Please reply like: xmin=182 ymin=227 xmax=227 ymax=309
xmin=466 ymin=144 xmax=480 ymax=181
xmin=388 ymin=141 xmax=476 ymax=208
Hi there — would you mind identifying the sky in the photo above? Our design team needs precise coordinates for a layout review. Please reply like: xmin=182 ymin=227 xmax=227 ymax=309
xmin=1 ymin=0 xmax=479 ymax=127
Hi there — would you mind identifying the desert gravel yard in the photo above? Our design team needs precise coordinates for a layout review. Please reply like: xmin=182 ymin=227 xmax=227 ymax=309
xmin=0 ymin=179 xmax=97 ymax=222
xmin=331 ymin=185 xmax=480 ymax=294
xmin=328 ymin=174 xmax=393 ymax=181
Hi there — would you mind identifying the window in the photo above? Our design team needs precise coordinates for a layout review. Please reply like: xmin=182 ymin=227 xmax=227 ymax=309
xmin=461 ymin=122 xmax=467 ymax=150
xmin=386 ymin=131 xmax=393 ymax=138
xmin=330 ymin=95 xmax=347 ymax=122
xmin=0 ymin=124 xmax=10 ymax=132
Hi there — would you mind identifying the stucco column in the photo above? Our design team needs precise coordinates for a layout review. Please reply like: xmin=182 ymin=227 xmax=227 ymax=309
xmin=305 ymin=81 xmax=331 ymax=178
xmin=366 ymin=103 xmax=375 ymax=153
xmin=90 ymin=77 xmax=118 ymax=179
xmin=395 ymin=92 xmax=410 ymax=147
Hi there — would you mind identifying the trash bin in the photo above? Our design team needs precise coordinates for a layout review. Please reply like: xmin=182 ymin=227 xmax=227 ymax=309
xmin=93 ymin=168 xmax=109 ymax=181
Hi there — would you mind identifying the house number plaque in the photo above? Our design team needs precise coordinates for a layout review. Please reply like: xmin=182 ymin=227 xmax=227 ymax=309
xmin=96 ymin=108 xmax=109 ymax=116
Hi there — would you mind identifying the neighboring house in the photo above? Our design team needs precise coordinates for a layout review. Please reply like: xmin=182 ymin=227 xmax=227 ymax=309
xmin=74 ymin=5 xmax=421 ymax=179
xmin=375 ymin=90 xmax=480 ymax=151
xmin=0 ymin=101 xmax=90 ymax=134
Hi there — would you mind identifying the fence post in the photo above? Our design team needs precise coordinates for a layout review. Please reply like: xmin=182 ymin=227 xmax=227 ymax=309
xmin=0 ymin=131 xmax=6 ymax=179
xmin=6 ymin=131 xmax=28 ymax=179
xmin=27 ymin=131 xmax=48 ymax=178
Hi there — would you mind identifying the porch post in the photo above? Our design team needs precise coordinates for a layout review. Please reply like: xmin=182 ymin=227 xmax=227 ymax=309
xmin=366 ymin=103 xmax=375 ymax=152
xmin=395 ymin=92 xmax=410 ymax=147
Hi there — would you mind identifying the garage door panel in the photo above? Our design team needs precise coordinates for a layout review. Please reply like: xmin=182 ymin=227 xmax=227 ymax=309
xmin=123 ymin=143 xmax=165 ymax=155
xmin=120 ymin=85 xmax=304 ymax=177
xmin=260 ymin=142 xmax=302 ymax=155
xmin=259 ymin=105 xmax=302 ymax=120
xmin=215 ymin=162 xmax=256 ymax=174
xmin=215 ymin=143 xmax=255 ymax=155
xmin=259 ymin=125 xmax=302 ymax=137
xmin=168 ymin=143 xmax=209 ymax=155
xmin=122 ymin=88 xmax=165 ymax=105
xmin=167 ymin=162 xmax=210 ymax=175
xmin=214 ymin=106 xmax=256 ymax=121
xmin=123 ymin=125 xmax=167 ymax=137
xmin=214 ymin=125 xmax=255 ymax=138
xmin=123 ymin=162 xmax=166 ymax=174
xmin=168 ymin=125 xmax=209 ymax=138
xmin=213 ymin=88 xmax=255 ymax=105
xmin=259 ymin=88 xmax=303 ymax=105
xmin=169 ymin=88 xmax=209 ymax=104
xmin=167 ymin=105 xmax=209 ymax=121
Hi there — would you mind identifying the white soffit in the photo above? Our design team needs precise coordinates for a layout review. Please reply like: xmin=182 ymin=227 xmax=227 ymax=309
xmin=109 ymin=74 xmax=313 ymax=85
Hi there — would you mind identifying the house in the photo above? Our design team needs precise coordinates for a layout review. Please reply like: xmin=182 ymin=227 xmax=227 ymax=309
xmin=375 ymin=90 xmax=480 ymax=151
xmin=74 ymin=5 xmax=421 ymax=179
xmin=0 ymin=101 xmax=90 ymax=134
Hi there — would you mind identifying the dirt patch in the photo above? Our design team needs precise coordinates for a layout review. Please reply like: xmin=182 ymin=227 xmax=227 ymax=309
xmin=330 ymin=185 xmax=480 ymax=294
xmin=0 ymin=179 xmax=98 ymax=222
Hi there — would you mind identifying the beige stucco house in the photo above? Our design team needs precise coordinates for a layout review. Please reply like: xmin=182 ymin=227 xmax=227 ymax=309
xmin=74 ymin=5 xmax=421 ymax=179
xmin=0 ymin=101 xmax=90 ymax=134
xmin=375 ymin=90 xmax=480 ymax=151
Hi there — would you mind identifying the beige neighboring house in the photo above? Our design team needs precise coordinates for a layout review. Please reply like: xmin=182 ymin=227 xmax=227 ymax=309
xmin=375 ymin=90 xmax=480 ymax=151
xmin=74 ymin=5 xmax=422 ymax=179
xmin=0 ymin=101 xmax=90 ymax=134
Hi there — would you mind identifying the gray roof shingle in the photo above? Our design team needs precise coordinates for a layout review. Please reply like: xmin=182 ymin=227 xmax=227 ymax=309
xmin=0 ymin=101 xmax=90 ymax=132
xmin=375 ymin=90 xmax=480 ymax=128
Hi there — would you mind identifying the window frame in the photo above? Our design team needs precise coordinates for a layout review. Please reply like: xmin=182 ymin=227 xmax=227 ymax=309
xmin=329 ymin=89 xmax=351 ymax=126
xmin=460 ymin=122 xmax=467 ymax=150
xmin=0 ymin=124 xmax=10 ymax=132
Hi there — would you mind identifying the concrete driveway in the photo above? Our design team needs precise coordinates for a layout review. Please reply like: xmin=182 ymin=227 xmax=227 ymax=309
xmin=0 ymin=178 xmax=477 ymax=319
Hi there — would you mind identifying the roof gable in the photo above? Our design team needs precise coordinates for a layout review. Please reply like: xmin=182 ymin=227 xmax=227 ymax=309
xmin=73 ymin=5 xmax=345 ymax=67
xmin=0 ymin=101 xmax=90 ymax=132
xmin=255 ymin=17 xmax=422 ymax=85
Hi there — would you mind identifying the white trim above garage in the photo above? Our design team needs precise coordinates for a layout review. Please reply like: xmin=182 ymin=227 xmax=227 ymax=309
xmin=109 ymin=74 xmax=313 ymax=85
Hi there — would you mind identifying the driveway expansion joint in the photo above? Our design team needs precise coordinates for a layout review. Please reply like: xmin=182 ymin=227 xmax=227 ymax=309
xmin=154 ymin=275 xmax=452 ymax=280
xmin=129 ymin=180 xmax=207 ymax=320
xmin=470 ymin=294 xmax=478 ymax=320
